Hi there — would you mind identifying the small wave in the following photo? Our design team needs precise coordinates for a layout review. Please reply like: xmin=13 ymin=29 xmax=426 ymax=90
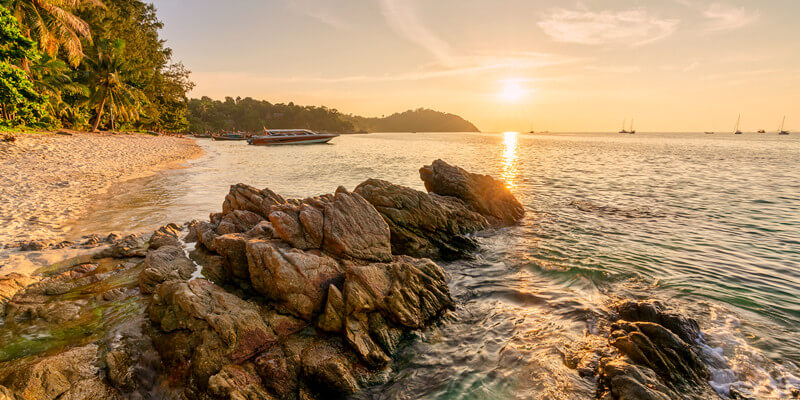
xmin=569 ymin=200 xmax=667 ymax=219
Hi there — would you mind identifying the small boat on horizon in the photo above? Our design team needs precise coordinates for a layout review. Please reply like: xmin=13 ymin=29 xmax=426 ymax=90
xmin=778 ymin=116 xmax=789 ymax=135
xmin=757 ymin=129 xmax=766 ymax=133
xmin=704 ymin=131 xmax=715 ymax=134
xmin=248 ymin=129 xmax=339 ymax=145
xmin=734 ymin=114 xmax=742 ymax=134
xmin=619 ymin=119 xmax=629 ymax=134
xmin=629 ymin=119 xmax=636 ymax=134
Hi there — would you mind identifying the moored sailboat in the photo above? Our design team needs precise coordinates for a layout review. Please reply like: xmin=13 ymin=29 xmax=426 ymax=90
xmin=779 ymin=116 xmax=789 ymax=135
xmin=734 ymin=114 xmax=742 ymax=134
xmin=629 ymin=119 xmax=636 ymax=134
xmin=619 ymin=119 xmax=629 ymax=134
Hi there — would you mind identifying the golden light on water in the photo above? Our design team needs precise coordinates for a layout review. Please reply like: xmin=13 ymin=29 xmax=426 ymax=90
xmin=501 ymin=131 xmax=519 ymax=190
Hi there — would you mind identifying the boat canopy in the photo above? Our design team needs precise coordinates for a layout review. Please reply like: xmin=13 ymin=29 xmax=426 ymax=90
xmin=263 ymin=129 xmax=316 ymax=136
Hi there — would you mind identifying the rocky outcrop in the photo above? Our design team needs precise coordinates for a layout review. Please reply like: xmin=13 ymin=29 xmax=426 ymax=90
xmin=246 ymin=240 xmax=343 ymax=320
xmin=222 ymin=183 xmax=285 ymax=218
xmin=354 ymin=179 xmax=489 ymax=260
xmin=420 ymin=159 xmax=524 ymax=225
xmin=148 ymin=279 xmax=279 ymax=385
xmin=564 ymin=300 xmax=720 ymax=400
xmin=320 ymin=256 xmax=454 ymax=366
xmin=217 ymin=210 xmax=265 ymax=235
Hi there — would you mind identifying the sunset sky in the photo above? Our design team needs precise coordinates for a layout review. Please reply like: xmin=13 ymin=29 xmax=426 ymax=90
xmin=151 ymin=0 xmax=799 ymax=132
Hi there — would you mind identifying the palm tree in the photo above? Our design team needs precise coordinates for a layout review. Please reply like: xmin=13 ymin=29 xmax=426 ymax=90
xmin=29 ymin=54 xmax=88 ymax=122
xmin=83 ymin=39 xmax=144 ymax=132
xmin=4 ymin=0 xmax=105 ymax=68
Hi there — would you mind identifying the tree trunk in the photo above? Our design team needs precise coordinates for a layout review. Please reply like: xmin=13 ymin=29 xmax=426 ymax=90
xmin=92 ymin=96 xmax=107 ymax=132
xmin=110 ymin=104 xmax=115 ymax=131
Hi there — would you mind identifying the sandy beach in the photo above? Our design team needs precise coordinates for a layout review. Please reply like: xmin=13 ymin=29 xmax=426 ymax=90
xmin=0 ymin=132 xmax=201 ymax=252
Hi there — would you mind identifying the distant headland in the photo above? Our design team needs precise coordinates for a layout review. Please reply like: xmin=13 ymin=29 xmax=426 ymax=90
xmin=188 ymin=97 xmax=480 ymax=134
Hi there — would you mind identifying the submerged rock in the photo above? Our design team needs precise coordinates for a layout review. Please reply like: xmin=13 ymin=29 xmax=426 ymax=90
xmin=0 ymin=273 xmax=40 ymax=314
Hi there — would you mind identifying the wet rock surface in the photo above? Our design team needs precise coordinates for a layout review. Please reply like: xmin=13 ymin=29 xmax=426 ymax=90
xmin=565 ymin=299 xmax=722 ymax=400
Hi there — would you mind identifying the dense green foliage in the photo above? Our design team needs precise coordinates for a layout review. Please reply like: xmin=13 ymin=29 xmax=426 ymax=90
xmin=0 ymin=6 xmax=46 ymax=126
xmin=344 ymin=108 xmax=479 ymax=132
xmin=0 ymin=0 xmax=192 ymax=131
xmin=188 ymin=97 xmax=355 ymax=133
xmin=188 ymin=98 xmax=479 ymax=134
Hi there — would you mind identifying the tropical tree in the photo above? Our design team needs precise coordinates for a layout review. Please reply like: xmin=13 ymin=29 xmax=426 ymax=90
xmin=2 ymin=0 xmax=104 ymax=68
xmin=82 ymin=38 xmax=144 ymax=131
xmin=0 ymin=6 xmax=46 ymax=126
xmin=30 ymin=53 xmax=87 ymax=124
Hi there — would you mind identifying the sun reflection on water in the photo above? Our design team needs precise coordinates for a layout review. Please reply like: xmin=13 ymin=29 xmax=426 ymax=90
xmin=501 ymin=131 xmax=519 ymax=190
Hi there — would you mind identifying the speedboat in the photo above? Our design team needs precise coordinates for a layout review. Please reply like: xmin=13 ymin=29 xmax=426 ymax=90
xmin=248 ymin=129 xmax=339 ymax=146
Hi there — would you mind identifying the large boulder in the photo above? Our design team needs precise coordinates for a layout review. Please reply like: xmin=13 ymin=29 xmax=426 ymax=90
xmin=222 ymin=184 xmax=285 ymax=218
xmin=148 ymin=223 xmax=182 ymax=249
xmin=246 ymin=240 xmax=344 ymax=320
xmin=212 ymin=233 xmax=252 ymax=283
xmin=419 ymin=159 xmax=524 ymax=225
xmin=319 ymin=256 xmax=453 ymax=366
xmin=354 ymin=179 xmax=489 ymax=260
xmin=321 ymin=187 xmax=392 ymax=262
xmin=147 ymin=279 xmax=278 ymax=386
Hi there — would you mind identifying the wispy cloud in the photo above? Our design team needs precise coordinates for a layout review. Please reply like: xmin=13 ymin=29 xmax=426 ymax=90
xmin=287 ymin=0 xmax=352 ymax=30
xmin=702 ymin=3 xmax=759 ymax=31
xmin=661 ymin=61 xmax=700 ymax=72
xmin=379 ymin=0 xmax=457 ymax=65
xmin=194 ymin=53 xmax=578 ymax=87
xmin=538 ymin=8 xmax=679 ymax=46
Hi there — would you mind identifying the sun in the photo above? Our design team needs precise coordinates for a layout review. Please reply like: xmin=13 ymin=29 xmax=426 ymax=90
xmin=498 ymin=80 xmax=527 ymax=102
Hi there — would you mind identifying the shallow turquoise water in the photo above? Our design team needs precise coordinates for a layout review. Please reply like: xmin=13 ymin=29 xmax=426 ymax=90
xmin=71 ymin=132 xmax=800 ymax=398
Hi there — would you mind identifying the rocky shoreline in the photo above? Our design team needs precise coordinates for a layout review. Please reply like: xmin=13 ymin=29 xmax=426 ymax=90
xmin=0 ymin=160 xmax=764 ymax=399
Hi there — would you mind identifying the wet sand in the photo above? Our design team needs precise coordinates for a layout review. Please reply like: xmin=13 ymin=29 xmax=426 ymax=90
xmin=0 ymin=132 xmax=201 ymax=273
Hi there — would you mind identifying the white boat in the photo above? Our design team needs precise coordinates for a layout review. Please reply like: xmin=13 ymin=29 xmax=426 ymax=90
xmin=248 ymin=129 xmax=339 ymax=145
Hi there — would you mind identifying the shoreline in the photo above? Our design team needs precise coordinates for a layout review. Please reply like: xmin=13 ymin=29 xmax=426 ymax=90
xmin=0 ymin=131 xmax=202 ymax=275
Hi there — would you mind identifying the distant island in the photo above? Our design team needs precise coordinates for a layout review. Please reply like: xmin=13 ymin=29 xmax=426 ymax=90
xmin=187 ymin=97 xmax=480 ymax=133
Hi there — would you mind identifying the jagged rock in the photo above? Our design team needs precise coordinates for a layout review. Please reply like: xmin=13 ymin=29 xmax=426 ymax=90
xmin=96 ymin=233 xmax=146 ymax=259
xmin=0 ymin=273 xmax=40 ymax=314
xmin=222 ymin=184 xmax=285 ymax=218
xmin=105 ymin=350 xmax=134 ymax=391
xmin=612 ymin=300 xmax=701 ymax=344
xmin=217 ymin=210 xmax=265 ymax=235
xmin=331 ymin=256 xmax=453 ymax=366
xmin=138 ymin=245 xmax=195 ymax=294
xmin=321 ymin=187 xmax=392 ymax=262
xmin=19 ymin=239 xmax=52 ymax=251
xmin=317 ymin=285 xmax=345 ymax=333
xmin=244 ymin=220 xmax=279 ymax=239
xmin=208 ymin=364 xmax=275 ymax=400
xmin=594 ymin=301 xmax=718 ymax=400
xmin=0 ymin=344 xmax=118 ymax=400
xmin=354 ymin=179 xmax=489 ymax=260
xmin=148 ymin=223 xmax=182 ymax=249
xmin=246 ymin=240 xmax=343 ymax=320
xmin=190 ymin=220 xmax=219 ymax=251
xmin=269 ymin=202 xmax=325 ymax=250
xmin=148 ymin=279 xmax=278 ymax=385
xmin=213 ymin=233 xmax=252 ymax=283
xmin=419 ymin=159 xmax=524 ymax=225
xmin=300 ymin=339 xmax=361 ymax=397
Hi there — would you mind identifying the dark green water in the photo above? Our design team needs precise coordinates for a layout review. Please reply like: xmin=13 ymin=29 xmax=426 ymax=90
xmin=71 ymin=132 xmax=800 ymax=399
